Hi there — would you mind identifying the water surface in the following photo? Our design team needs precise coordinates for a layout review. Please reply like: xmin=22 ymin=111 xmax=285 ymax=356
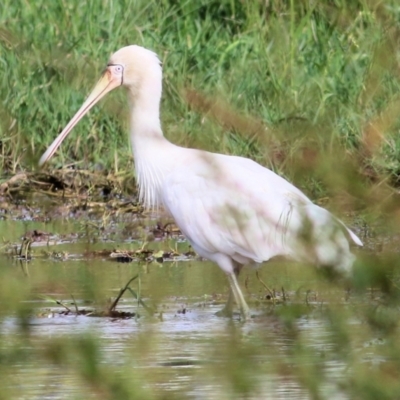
xmin=0 ymin=218 xmax=385 ymax=399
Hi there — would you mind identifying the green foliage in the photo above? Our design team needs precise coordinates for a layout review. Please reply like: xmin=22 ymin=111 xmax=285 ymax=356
xmin=0 ymin=0 xmax=399 ymax=189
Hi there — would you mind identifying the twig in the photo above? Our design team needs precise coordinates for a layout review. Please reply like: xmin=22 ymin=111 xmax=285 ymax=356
xmin=0 ymin=172 xmax=27 ymax=192
xmin=19 ymin=238 xmax=32 ymax=259
xmin=24 ymin=239 xmax=32 ymax=260
xmin=55 ymin=299 xmax=72 ymax=313
xmin=256 ymin=271 xmax=276 ymax=302
xmin=108 ymin=274 xmax=138 ymax=313
xmin=71 ymin=294 xmax=79 ymax=314
xmin=40 ymin=295 xmax=73 ymax=312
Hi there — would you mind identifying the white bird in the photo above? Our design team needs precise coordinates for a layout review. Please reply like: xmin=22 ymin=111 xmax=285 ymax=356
xmin=39 ymin=45 xmax=363 ymax=320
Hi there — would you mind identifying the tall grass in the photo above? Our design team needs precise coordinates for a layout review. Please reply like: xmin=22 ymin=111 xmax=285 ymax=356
xmin=0 ymin=1 xmax=399 ymax=191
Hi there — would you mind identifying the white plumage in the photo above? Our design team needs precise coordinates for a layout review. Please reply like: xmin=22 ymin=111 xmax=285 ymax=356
xmin=40 ymin=45 xmax=362 ymax=320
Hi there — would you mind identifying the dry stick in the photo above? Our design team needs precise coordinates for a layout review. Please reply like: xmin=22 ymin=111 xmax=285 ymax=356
xmin=39 ymin=295 xmax=72 ymax=312
xmin=71 ymin=294 xmax=79 ymax=314
xmin=19 ymin=238 xmax=31 ymax=259
xmin=255 ymin=271 xmax=276 ymax=302
xmin=36 ymin=189 xmax=78 ymax=198
xmin=24 ymin=239 xmax=32 ymax=260
xmin=18 ymin=238 xmax=26 ymax=257
xmin=108 ymin=274 xmax=139 ymax=313
xmin=0 ymin=172 xmax=27 ymax=193
xmin=54 ymin=299 xmax=73 ymax=313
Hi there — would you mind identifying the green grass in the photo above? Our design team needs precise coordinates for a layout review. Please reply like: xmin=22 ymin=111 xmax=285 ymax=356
xmin=1 ymin=0 xmax=400 ymax=195
xmin=2 ymin=1 xmax=400 ymax=399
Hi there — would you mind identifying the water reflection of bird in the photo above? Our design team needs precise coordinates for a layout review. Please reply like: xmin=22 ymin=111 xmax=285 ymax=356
xmin=39 ymin=45 xmax=363 ymax=320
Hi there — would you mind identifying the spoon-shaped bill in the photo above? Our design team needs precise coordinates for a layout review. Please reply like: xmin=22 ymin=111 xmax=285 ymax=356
xmin=39 ymin=67 xmax=122 ymax=166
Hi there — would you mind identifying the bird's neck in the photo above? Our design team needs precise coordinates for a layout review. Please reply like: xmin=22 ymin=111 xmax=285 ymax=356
xmin=128 ymin=85 xmax=177 ymax=209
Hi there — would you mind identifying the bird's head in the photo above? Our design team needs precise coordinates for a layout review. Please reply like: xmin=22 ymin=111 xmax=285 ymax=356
xmin=108 ymin=45 xmax=161 ymax=91
xmin=39 ymin=45 xmax=162 ymax=166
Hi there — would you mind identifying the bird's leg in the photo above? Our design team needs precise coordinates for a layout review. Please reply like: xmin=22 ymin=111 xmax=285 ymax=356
xmin=227 ymin=272 xmax=251 ymax=320
xmin=216 ymin=262 xmax=250 ymax=320
xmin=215 ymin=285 xmax=234 ymax=318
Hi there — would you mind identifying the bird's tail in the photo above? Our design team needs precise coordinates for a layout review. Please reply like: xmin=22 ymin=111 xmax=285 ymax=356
xmin=299 ymin=204 xmax=362 ymax=274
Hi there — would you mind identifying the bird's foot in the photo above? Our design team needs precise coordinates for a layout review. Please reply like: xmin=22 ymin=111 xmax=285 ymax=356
xmin=239 ymin=305 xmax=251 ymax=321
xmin=215 ymin=306 xmax=233 ymax=318
xmin=215 ymin=305 xmax=251 ymax=321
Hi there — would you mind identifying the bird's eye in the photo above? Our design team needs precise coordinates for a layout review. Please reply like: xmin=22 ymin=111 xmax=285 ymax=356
xmin=109 ymin=64 xmax=123 ymax=75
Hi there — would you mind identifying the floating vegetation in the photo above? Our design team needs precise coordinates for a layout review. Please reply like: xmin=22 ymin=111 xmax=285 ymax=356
xmin=37 ymin=274 xmax=152 ymax=320
xmin=0 ymin=186 xmax=197 ymax=264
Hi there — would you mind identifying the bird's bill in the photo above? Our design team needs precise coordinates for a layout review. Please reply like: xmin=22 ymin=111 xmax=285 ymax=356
xmin=39 ymin=67 xmax=122 ymax=166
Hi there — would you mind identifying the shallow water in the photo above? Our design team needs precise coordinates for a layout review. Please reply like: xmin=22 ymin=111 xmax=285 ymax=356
xmin=1 ymin=301 xmax=348 ymax=399
xmin=0 ymin=218 xmax=388 ymax=399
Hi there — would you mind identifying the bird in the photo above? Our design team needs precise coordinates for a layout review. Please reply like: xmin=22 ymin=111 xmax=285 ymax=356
xmin=39 ymin=45 xmax=363 ymax=320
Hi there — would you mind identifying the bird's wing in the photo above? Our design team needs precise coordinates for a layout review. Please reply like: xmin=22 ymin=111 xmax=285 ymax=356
xmin=160 ymin=153 xmax=322 ymax=264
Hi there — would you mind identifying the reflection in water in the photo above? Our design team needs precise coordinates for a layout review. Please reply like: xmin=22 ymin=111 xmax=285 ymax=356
xmin=0 ymin=219 xmax=381 ymax=399
xmin=1 ymin=301 xmax=350 ymax=399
